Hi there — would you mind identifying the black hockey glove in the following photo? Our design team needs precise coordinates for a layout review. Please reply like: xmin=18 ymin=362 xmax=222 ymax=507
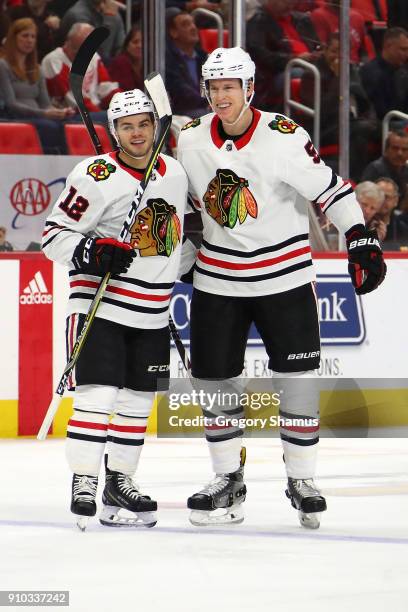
xmin=72 ymin=237 xmax=135 ymax=276
xmin=345 ymin=224 xmax=386 ymax=295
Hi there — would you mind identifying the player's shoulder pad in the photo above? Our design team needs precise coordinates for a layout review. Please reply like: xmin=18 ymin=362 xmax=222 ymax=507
xmin=178 ymin=112 xmax=213 ymax=145
xmin=160 ymin=152 xmax=188 ymax=176
xmin=81 ymin=153 xmax=118 ymax=183
xmin=266 ymin=112 xmax=301 ymax=136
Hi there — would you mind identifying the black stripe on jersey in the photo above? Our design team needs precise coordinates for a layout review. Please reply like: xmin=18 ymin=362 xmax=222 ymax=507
xmin=69 ymin=270 xmax=175 ymax=290
xmin=205 ymin=430 xmax=244 ymax=443
xmin=115 ymin=413 xmax=149 ymax=419
xmin=106 ymin=435 xmax=144 ymax=446
xmin=42 ymin=227 xmax=76 ymax=249
xmin=201 ymin=234 xmax=309 ymax=258
xmin=195 ymin=259 xmax=313 ymax=283
xmin=280 ymin=433 xmax=319 ymax=446
xmin=324 ymin=186 xmax=354 ymax=213
xmin=70 ymin=292 xmax=169 ymax=314
xmin=67 ymin=432 xmax=107 ymax=443
xmin=312 ymin=169 xmax=337 ymax=204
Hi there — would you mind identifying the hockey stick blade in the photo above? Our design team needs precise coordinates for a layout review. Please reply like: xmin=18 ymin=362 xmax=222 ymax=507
xmin=70 ymin=26 xmax=109 ymax=155
xmin=145 ymin=72 xmax=172 ymax=119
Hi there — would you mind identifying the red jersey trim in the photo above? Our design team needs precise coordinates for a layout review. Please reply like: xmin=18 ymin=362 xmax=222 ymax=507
xmin=68 ymin=420 xmax=108 ymax=431
xmin=108 ymin=151 xmax=166 ymax=179
xmin=197 ymin=246 xmax=311 ymax=270
xmin=210 ymin=108 xmax=261 ymax=150
xmin=70 ymin=279 xmax=172 ymax=302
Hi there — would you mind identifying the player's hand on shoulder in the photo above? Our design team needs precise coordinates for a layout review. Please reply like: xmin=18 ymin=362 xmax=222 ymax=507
xmin=72 ymin=237 xmax=135 ymax=276
xmin=345 ymin=224 xmax=386 ymax=295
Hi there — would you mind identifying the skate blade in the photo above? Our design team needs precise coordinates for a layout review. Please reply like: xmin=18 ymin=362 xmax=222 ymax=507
xmin=76 ymin=516 xmax=90 ymax=532
xmin=189 ymin=504 xmax=244 ymax=527
xmin=99 ymin=505 xmax=157 ymax=528
xmin=298 ymin=510 xmax=320 ymax=530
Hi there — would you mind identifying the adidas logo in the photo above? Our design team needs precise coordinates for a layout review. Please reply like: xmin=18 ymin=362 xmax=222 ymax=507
xmin=20 ymin=271 xmax=53 ymax=305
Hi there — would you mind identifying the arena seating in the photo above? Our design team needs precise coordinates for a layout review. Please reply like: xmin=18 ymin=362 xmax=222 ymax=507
xmin=0 ymin=122 xmax=42 ymax=154
xmin=64 ymin=123 xmax=112 ymax=155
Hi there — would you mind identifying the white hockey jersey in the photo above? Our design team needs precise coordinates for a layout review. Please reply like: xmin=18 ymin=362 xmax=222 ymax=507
xmin=177 ymin=109 xmax=364 ymax=297
xmin=42 ymin=151 xmax=187 ymax=329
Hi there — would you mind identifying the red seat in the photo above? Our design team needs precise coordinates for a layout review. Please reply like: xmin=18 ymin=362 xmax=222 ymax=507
xmin=64 ymin=123 xmax=112 ymax=155
xmin=0 ymin=122 xmax=42 ymax=154
xmin=291 ymin=78 xmax=302 ymax=103
xmin=198 ymin=29 xmax=229 ymax=54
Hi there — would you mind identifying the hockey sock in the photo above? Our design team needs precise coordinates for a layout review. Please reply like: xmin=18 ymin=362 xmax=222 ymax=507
xmin=66 ymin=384 xmax=119 ymax=475
xmin=195 ymin=377 xmax=245 ymax=474
xmin=107 ymin=388 xmax=154 ymax=476
xmin=273 ymin=370 xmax=320 ymax=479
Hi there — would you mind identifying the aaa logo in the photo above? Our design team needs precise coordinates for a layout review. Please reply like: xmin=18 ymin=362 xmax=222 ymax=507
xmin=268 ymin=114 xmax=299 ymax=135
xmin=87 ymin=159 xmax=116 ymax=182
xmin=203 ymin=169 xmax=258 ymax=229
xmin=130 ymin=198 xmax=181 ymax=257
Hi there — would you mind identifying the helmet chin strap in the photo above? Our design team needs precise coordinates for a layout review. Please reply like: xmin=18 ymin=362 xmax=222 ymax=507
xmin=208 ymin=81 xmax=254 ymax=128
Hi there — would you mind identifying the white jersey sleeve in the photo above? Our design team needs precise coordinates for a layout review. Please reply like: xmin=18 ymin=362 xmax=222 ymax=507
xmin=42 ymin=161 xmax=108 ymax=265
xmin=276 ymin=124 xmax=364 ymax=233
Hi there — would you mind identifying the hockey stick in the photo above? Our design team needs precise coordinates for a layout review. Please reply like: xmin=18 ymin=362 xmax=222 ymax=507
xmin=37 ymin=43 xmax=175 ymax=440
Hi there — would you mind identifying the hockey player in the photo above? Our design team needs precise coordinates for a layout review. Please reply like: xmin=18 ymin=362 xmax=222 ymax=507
xmin=42 ymin=89 xmax=187 ymax=529
xmin=177 ymin=48 xmax=386 ymax=528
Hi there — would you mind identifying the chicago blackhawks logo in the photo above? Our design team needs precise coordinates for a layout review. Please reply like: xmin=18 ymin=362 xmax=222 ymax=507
xmin=87 ymin=159 xmax=117 ymax=182
xmin=181 ymin=118 xmax=201 ymax=131
xmin=268 ymin=114 xmax=299 ymax=135
xmin=203 ymin=169 xmax=258 ymax=229
xmin=130 ymin=198 xmax=181 ymax=257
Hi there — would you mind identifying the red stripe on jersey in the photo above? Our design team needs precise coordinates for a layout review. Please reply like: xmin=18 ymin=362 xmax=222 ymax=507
xmin=42 ymin=224 xmax=65 ymax=238
xmin=68 ymin=419 xmax=108 ymax=430
xmin=283 ymin=425 xmax=320 ymax=434
xmin=70 ymin=280 xmax=171 ymax=302
xmin=205 ymin=424 xmax=232 ymax=430
xmin=198 ymin=246 xmax=311 ymax=270
xmin=319 ymin=180 xmax=348 ymax=209
xmin=109 ymin=424 xmax=147 ymax=433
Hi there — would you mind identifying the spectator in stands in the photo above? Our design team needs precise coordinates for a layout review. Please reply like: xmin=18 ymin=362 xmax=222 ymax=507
xmin=300 ymin=32 xmax=379 ymax=181
xmin=0 ymin=226 xmax=13 ymax=252
xmin=360 ymin=27 xmax=408 ymax=121
xmin=351 ymin=0 xmax=387 ymax=22
xmin=42 ymin=22 xmax=120 ymax=119
xmin=0 ymin=18 xmax=73 ymax=153
xmin=375 ymin=176 xmax=408 ymax=245
xmin=108 ymin=23 xmax=143 ymax=92
xmin=311 ymin=0 xmax=371 ymax=64
xmin=355 ymin=181 xmax=387 ymax=241
xmin=48 ymin=0 xmax=76 ymax=16
xmin=166 ymin=1 xmax=221 ymax=13
xmin=165 ymin=8 xmax=208 ymax=118
xmin=387 ymin=1 xmax=408 ymax=28
xmin=361 ymin=130 xmax=408 ymax=211
xmin=246 ymin=0 xmax=321 ymax=111
xmin=8 ymin=0 xmax=61 ymax=60
xmin=60 ymin=0 xmax=125 ymax=62
xmin=0 ymin=1 xmax=11 ymax=49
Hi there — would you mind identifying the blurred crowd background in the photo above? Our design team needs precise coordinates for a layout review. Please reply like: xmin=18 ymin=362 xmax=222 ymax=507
xmin=0 ymin=0 xmax=407 ymax=251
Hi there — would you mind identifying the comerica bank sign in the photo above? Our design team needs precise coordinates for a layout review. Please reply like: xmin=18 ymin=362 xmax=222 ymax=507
xmin=169 ymin=274 xmax=366 ymax=347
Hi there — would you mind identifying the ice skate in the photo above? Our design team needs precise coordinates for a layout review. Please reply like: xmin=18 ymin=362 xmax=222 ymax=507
xmin=100 ymin=464 xmax=157 ymax=528
xmin=71 ymin=474 xmax=98 ymax=532
xmin=187 ymin=448 xmax=247 ymax=526
xmin=285 ymin=478 xmax=327 ymax=529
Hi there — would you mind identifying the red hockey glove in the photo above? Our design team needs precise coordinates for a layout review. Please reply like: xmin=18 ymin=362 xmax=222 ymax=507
xmin=72 ymin=237 xmax=135 ymax=276
xmin=345 ymin=224 xmax=386 ymax=295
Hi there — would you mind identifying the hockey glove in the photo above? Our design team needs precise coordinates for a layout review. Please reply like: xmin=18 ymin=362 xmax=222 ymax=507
xmin=345 ymin=224 xmax=386 ymax=295
xmin=72 ymin=237 xmax=135 ymax=276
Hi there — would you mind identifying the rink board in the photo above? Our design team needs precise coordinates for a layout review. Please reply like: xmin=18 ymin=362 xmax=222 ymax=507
xmin=0 ymin=253 xmax=407 ymax=437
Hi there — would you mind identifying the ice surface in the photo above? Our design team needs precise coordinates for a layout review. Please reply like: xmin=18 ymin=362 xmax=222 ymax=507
xmin=0 ymin=437 xmax=407 ymax=612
